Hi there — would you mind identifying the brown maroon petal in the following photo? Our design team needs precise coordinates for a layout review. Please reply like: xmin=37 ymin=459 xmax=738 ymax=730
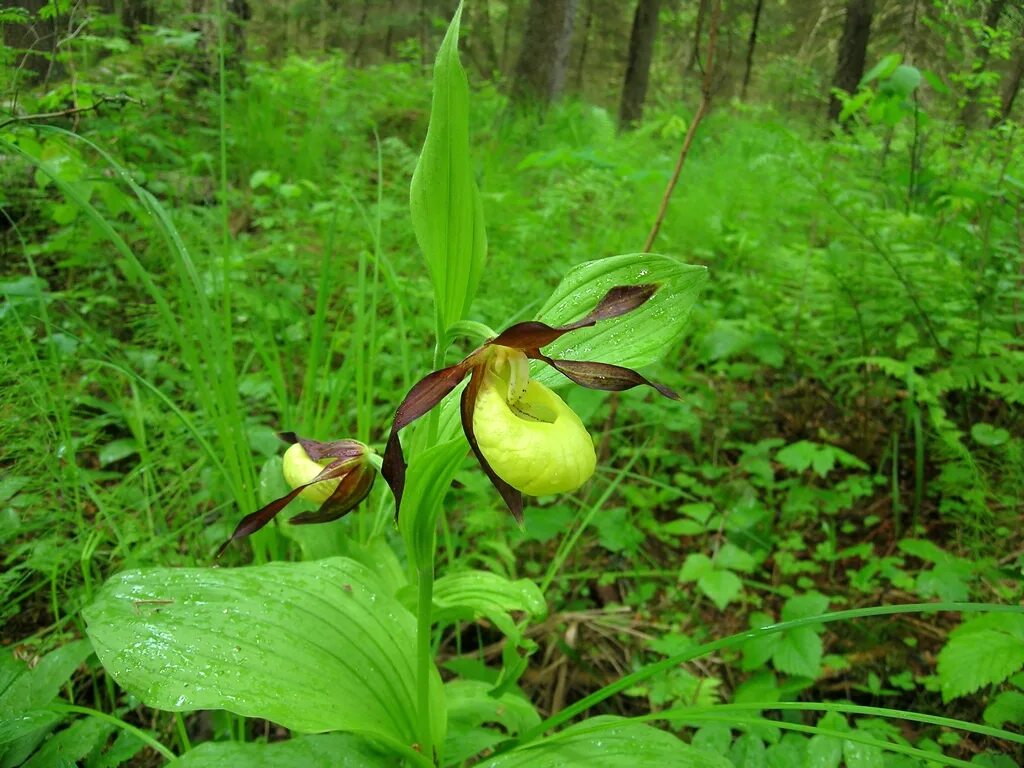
xmin=573 ymin=284 xmax=658 ymax=326
xmin=531 ymin=351 xmax=680 ymax=400
xmin=215 ymin=460 xmax=354 ymax=558
xmin=489 ymin=284 xmax=659 ymax=351
xmin=460 ymin=369 xmax=524 ymax=523
xmin=381 ymin=360 xmax=472 ymax=518
xmin=393 ymin=362 xmax=472 ymax=431
xmin=215 ymin=486 xmax=306 ymax=559
xmin=489 ymin=320 xmax=567 ymax=350
xmin=278 ymin=432 xmax=366 ymax=463
xmin=289 ymin=467 xmax=376 ymax=525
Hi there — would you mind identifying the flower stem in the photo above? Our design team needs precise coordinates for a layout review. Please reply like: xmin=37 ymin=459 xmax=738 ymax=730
xmin=415 ymin=561 xmax=435 ymax=763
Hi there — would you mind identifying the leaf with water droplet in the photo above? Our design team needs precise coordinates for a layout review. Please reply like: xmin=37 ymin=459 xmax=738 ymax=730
xmin=84 ymin=558 xmax=443 ymax=752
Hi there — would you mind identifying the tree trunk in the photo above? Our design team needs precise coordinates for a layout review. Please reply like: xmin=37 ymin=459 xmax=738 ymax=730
xmin=740 ymin=0 xmax=764 ymax=101
xmin=619 ymin=0 xmax=662 ymax=129
xmin=469 ymin=0 xmax=500 ymax=77
xmin=3 ymin=0 xmax=60 ymax=86
xmin=511 ymin=0 xmax=579 ymax=106
xmin=995 ymin=38 xmax=1024 ymax=125
xmin=687 ymin=0 xmax=709 ymax=72
xmin=827 ymin=0 xmax=874 ymax=123
xmin=960 ymin=0 xmax=1008 ymax=128
xmin=574 ymin=0 xmax=593 ymax=92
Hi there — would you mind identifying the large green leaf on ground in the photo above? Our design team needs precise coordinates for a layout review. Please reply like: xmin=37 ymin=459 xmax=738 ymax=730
xmin=480 ymin=716 xmax=731 ymax=767
xmin=532 ymin=253 xmax=707 ymax=388
xmin=84 ymin=558 xmax=440 ymax=756
xmin=410 ymin=1 xmax=487 ymax=333
xmin=170 ymin=733 xmax=392 ymax=767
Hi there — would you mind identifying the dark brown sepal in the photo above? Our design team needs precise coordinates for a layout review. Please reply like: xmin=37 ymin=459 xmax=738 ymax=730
xmin=278 ymin=432 xmax=367 ymax=463
xmin=289 ymin=466 xmax=376 ymax=525
xmin=382 ymin=360 xmax=473 ymax=518
xmin=532 ymin=351 xmax=679 ymax=400
xmin=573 ymin=283 xmax=658 ymax=326
xmin=460 ymin=369 xmax=524 ymax=523
xmin=215 ymin=460 xmax=355 ymax=558
xmin=489 ymin=284 xmax=659 ymax=351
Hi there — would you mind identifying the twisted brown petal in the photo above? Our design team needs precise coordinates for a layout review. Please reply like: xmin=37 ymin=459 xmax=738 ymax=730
xmin=382 ymin=360 xmax=472 ymax=518
xmin=460 ymin=369 xmax=524 ymax=524
xmin=530 ymin=351 xmax=680 ymax=400
xmin=278 ymin=432 xmax=367 ymax=463
xmin=289 ymin=466 xmax=376 ymax=525
xmin=215 ymin=459 xmax=355 ymax=558
xmin=490 ymin=284 xmax=659 ymax=350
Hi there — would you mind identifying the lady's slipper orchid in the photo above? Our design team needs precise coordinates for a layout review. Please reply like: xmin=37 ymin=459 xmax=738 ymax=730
xmin=216 ymin=433 xmax=376 ymax=556
xmin=382 ymin=283 xmax=678 ymax=522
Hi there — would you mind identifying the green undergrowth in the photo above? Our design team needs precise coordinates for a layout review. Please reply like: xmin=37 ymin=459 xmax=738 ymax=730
xmin=1 ymin=44 xmax=1022 ymax=767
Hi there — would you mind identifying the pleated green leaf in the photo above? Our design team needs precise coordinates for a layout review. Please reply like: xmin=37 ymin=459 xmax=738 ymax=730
xmin=532 ymin=254 xmax=707 ymax=388
xmin=433 ymin=570 xmax=546 ymax=637
xmin=480 ymin=716 xmax=732 ymax=767
xmin=399 ymin=438 xmax=467 ymax=574
xmin=444 ymin=680 xmax=541 ymax=765
xmin=410 ymin=1 xmax=487 ymax=334
xmin=84 ymin=558 xmax=440 ymax=757
xmin=170 ymin=733 xmax=392 ymax=767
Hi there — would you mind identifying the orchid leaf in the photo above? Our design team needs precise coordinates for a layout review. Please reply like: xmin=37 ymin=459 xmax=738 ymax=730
xmin=432 ymin=570 xmax=546 ymax=638
xmin=170 ymin=733 xmax=392 ymax=767
xmin=532 ymin=254 xmax=706 ymax=387
xmin=444 ymin=680 xmax=541 ymax=766
xmin=410 ymin=1 xmax=486 ymax=334
xmin=398 ymin=438 xmax=467 ymax=574
xmin=481 ymin=716 xmax=732 ymax=767
xmin=83 ymin=558 xmax=440 ymax=757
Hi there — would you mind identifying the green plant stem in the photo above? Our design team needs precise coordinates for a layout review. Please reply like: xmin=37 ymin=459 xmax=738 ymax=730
xmin=664 ymin=702 xmax=1024 ymax=745
xmin=48 ymin=704 xmax=176 ymax=761
xmin=665 ymin=714 xmax=976 ymax=768
xmin=173 ymin=712 xmax=192 ymax=753
xmin=415 ymin=563 xmax=435 ymax=763
xmin=511 ymin=602 xmax=1024 ymax=747
xmin=412 ymin=333 xmax=448 ymax=765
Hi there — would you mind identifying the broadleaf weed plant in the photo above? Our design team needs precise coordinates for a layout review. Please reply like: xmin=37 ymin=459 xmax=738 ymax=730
xmin=7 ymin=4 xmax=1019 ymax=767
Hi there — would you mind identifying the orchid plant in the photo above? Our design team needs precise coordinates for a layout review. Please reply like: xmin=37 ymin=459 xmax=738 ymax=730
xmin=77 ymin=5 xmax=1020 ymax=768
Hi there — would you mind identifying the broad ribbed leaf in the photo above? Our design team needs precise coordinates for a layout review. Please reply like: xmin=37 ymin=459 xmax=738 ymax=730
xmin=84 ymin=558 xmax=440 ymax=754
xmin=433 ymin=570 xmax=546 ymax=637
xmin=170 ymin=733 xmax=392 ymax=767
xmin=410 ymin=1 xmax=486 ymax=333
xmin=532 ymin=254 xmax=706 ymax=387
xmin=481 ymin=717 xmax=731 ymax=767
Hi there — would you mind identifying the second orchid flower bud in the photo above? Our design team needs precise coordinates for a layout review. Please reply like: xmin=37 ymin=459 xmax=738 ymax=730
xmin=217 ymin=433 xmax=376 ymax=557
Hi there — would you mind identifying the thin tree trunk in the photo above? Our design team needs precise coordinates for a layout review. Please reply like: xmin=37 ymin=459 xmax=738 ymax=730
xmin=3 ymin=0 xmax=60 ymax=87
xmin=472 ymin=0 xmax=500 ymax=77
xmin=995 ymin=40 xmax=1024 ymax=125
xmin=740 ymin=0 xmax=764 ymax=101
xmin=961 ymin=0 xmax=1008 ymax=128
xmin=828 ymin=0 xmax=875 ymax=124
xmin=619 ymin=0 xmax=662 ymax=129
xmin=574 ymin=0 xmax=593 ymax=93
xmin=687 ymin=0 xmax=709 ymax=72
xmin=350 ymin=0 xmax=371 ymax=64
xmin=510 ymin=0 xmax=579 ymax=107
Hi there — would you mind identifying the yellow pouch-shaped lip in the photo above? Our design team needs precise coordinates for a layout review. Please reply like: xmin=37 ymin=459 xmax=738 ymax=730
xmin=282 ymin=443 xmax=341 ymax=504
xmin=473 ymin=374 xmax=596 ymax=496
